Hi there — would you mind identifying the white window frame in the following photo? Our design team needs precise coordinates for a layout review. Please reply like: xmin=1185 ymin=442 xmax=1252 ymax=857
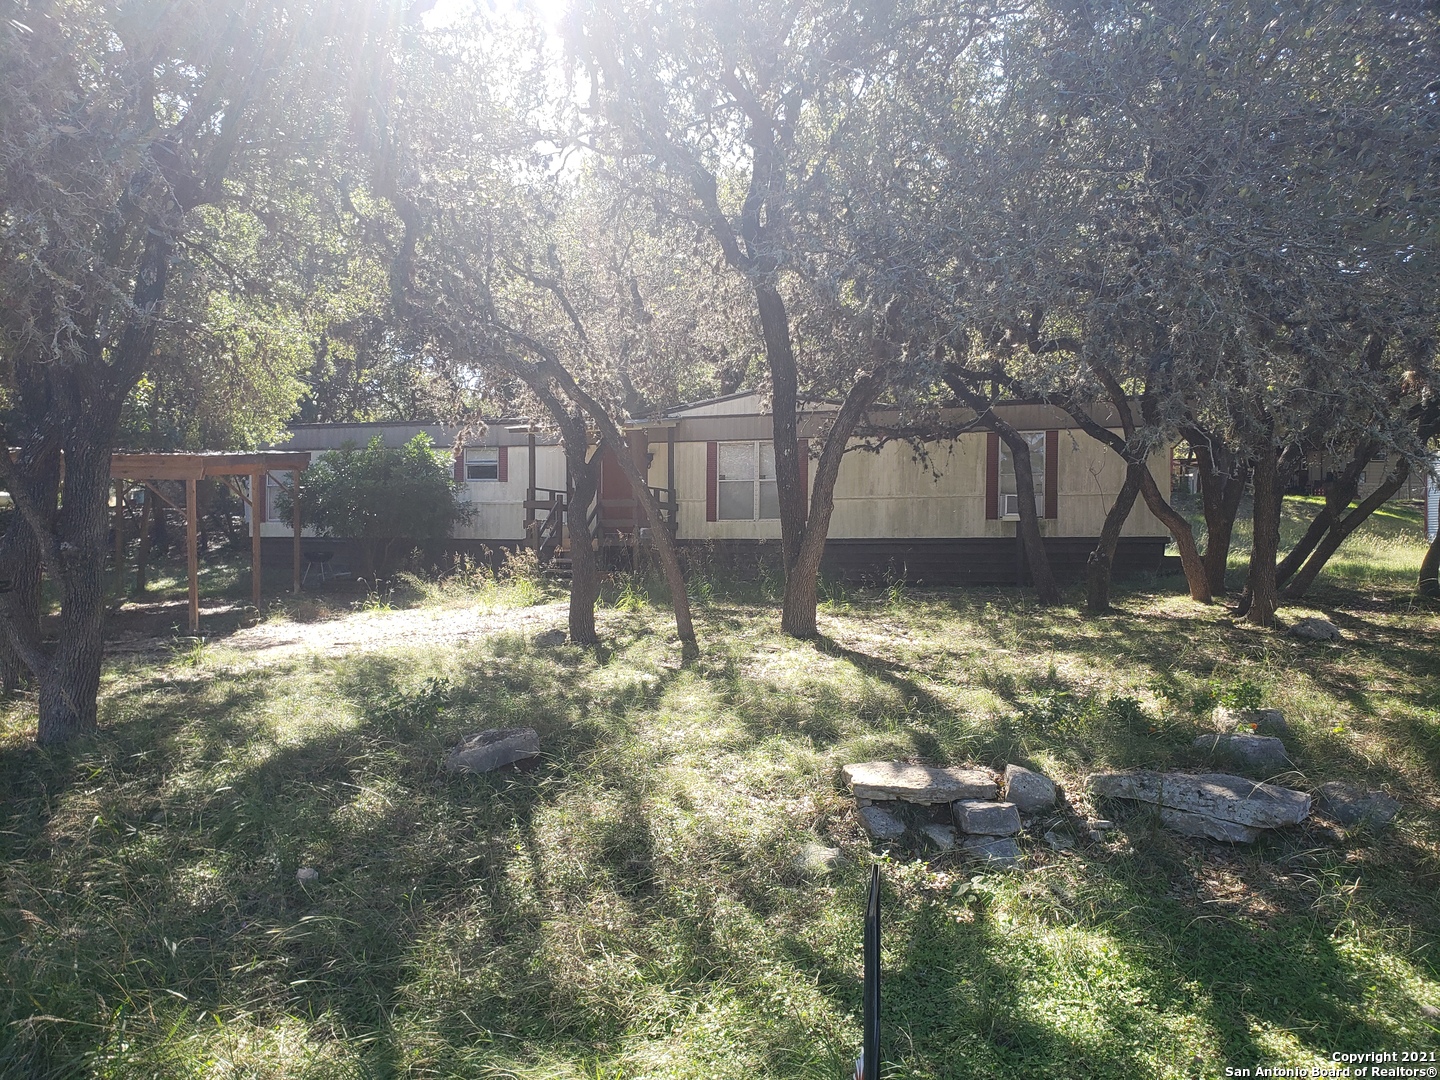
xmin=263 ymin=473 xmax=289 ymax=524
xmin=717 ymin=440 xmax=780 ymax=521
xmin=465 ymin=447 xmax=500 ymax=482
xmin=998 ymin=432 xmax=1046 ymax=520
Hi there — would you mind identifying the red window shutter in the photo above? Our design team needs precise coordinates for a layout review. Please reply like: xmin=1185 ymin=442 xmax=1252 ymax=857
xmin=985 ymin=431 xmax=999 ymax=520
xmin=497 ymin=445 xmax=508 ymax=483
xmin=706 ymin=441 xmax=718 ymax=522
xmin=255 ymin=474 xmax=266 ymax=524
xmin=1045 ymin=429 xmax=1059 ymax=519
xmin=454 ymin=445 xmax=465 ymax=483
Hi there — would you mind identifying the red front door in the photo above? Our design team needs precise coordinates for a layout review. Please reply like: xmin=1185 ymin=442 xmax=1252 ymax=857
xmin=597 ymin=444 xmax=640 ymax=530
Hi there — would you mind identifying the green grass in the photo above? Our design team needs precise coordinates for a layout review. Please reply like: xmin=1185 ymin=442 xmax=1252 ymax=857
xmin=1181 ymin=493 xmax=1431 ymax=593
xmin=2 ymin=521 xmax=1438 ymax=1078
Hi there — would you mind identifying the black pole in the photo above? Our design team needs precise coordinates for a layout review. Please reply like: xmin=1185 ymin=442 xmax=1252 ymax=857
xmin=860 ymin=864 xmax=880 ymax=1080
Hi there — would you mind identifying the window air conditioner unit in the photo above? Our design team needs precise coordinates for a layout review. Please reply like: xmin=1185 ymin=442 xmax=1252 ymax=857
xmin=1000 ymin=493 xmax=1022 ymax=521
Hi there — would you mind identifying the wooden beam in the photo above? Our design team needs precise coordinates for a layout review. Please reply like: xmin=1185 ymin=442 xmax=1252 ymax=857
xmin=138 ymin=480 xmax=183 ymax=510
xmin=186 ymin=477 xmax=199 ymax=633
xmin=251 ymin=470 xmax=262 ymax=610
xmin=110 ymin=451 xmax=311 ymax=481
xmin=292 ymin=468 xmax=302 ymax=594
xmin=110 ymin=453 xmax=204 ymax=479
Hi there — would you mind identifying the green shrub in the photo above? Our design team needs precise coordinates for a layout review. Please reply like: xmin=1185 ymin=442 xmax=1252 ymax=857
xmin=280 ymin=434 xmax=471 ymax=578
xmin=1218 ymin=677 xmax=1264 ymax=711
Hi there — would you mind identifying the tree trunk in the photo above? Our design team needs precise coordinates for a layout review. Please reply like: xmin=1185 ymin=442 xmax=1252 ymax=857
xmin=756 ymin=282 xmax=807 ymax=574
xmin=1244 ymin=441 xmax=1282 ymax=627
xmin=1087 ymin=460 xmax=1144 ymax=612
xmin=36 ymin=439 xmax=113 ymax=743
xmin=1062 ymin=365 xmax=1212 ymax=604
xmin=0 ymin=444 xmax=59 ymax=692
xmin=1274 ymin=440 xmax=1371 ymax=590
xmin=947 ymin=377 xmax=1059 ymax=605
xmin=565 ymin=448 xmax=601 ymax=646
xmin=538 ymin=362 xmax=695 ymax=644
xmin=1283 ymin=460 xmax=1409 ymax=600
xmin=1 ymin=518 xmax=45 ymax=694
xmin=596 ymin=437 xmax=693 ymax=643
xmin=778 ymin=367 xmax=891 ymax=638
xmin=1419 ymin=526 xmax=1440 ymax=600
xmin=1187 ymin=428 xmax=1248 ymax=595
xmin=1136 ymin=463 xmax=1212 ymax=603
xmin=995 ymin=423 xmax=1061 ymax=605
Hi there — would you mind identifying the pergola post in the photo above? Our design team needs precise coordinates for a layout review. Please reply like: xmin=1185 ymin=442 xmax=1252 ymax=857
xmin=109 ymin=451 xmax=309 ymax=623
xmin=251 ymin=469 xmax=263 ymax=610
xmin=186 ymin=477 xmax=199 ymax=633
xmin=292 ymin=468 xmax=302 ymax=593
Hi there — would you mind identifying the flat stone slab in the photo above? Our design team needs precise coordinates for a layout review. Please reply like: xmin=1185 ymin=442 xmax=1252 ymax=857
xmin=1193 ymin=733 xmax=1293 ymax=771
xmin=1088 ymin=771 xmax=1311 ymax=829
xmin=958 ymin=835 xmax=1020 ymax=864
xmin=922 ymin=823 xmax=957 ymax=850
xmin=1290 ymin=617 xmax=1340 ymax=641
xmin=1158 ymin=808 xmax=1262 ymax=843
xmin=1004 ymin=764 xmax=1057 ymax=814
xmin=1042 ymin=829 xmax=1074 ymax=851
xmin=953 ymin=799 xmax=1022 ymax=836
xmin=1316 ymin=782 xmax=1401 ymax=827
xmin=858 ymin=805 xmax=906 ymax=841
xmin=843 ymin=761 xmax=997 ymax=804
xmin=445 ymin=727 xmax=541 ymax=773
xmin=1214 ymin=706 xmax=1289 ymax=736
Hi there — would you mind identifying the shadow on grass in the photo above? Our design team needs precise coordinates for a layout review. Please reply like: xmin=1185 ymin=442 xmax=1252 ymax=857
xmin=0 ymin=637 xmax=692 ymax=1076
xmin=4 ymin=573 xmax=1437 ymax=1077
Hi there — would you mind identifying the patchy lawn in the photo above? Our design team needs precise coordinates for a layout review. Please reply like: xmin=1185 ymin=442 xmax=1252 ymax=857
xmin=2 ymin=514 xmax=1438 ymax=1078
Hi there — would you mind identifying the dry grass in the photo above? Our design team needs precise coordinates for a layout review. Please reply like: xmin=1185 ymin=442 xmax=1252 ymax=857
xmin=1 ymin=501 xmax=1437 ymax=1078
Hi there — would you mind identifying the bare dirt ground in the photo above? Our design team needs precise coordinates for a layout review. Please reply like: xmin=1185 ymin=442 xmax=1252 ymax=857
xmin=103 ymin=599 xmax=569 ymax=664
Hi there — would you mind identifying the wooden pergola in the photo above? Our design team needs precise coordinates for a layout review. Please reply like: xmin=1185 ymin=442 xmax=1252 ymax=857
xmin=109 ymin=451 xmax=311 ymax=632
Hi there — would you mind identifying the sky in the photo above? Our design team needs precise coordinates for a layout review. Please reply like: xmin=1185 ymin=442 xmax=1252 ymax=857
xmin=425 ymin=0 xmax=568 ymax=34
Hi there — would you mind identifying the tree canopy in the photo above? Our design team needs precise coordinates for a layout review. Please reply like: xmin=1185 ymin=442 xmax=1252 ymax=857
xmin=3 ymin=0 xmax=1438 ymax=740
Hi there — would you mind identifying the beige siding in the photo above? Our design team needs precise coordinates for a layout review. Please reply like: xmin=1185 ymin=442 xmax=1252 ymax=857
xmin=663 ymin=430 xmax=1170 ymax=541
xmin=260 ymin=444 xmax=568 ymax=543
xmin=453 ymin=445 xmax=565 ymax=541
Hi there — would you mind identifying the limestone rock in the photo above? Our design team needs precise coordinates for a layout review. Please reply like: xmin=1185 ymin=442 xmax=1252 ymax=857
xmin=959 ymin=835 xmax=1020 ymax=864
xmin=858 ymin=805 xmax=906 ymax=841
xmin=921 ymin=824 xmax=957 ymax=850
xmin=953 ymin=799 xmax=1022 ymax=836
xmin=1042 ymin=829 xmax=1074 ymax=851
xmin=1214 ymin=705 xmax=1289 ymax=736
xmin=1157 ymin=808 xmax=1262 ymax=843
xmin=1193 ymin=732 xmax=1293 ymax=772
xmin=842 ymin=761 xmax=997 ymax=804
xmin=1290 ymin=617 xmax=1340 ymax=642
xmin=446 ymin=727 xmax=541 ymax=773
xmin=1003 ymin=764 xmax=1057 ymax=814
xmin=793 ymin=842 xmax=844 ymax=876
xmin=296 ymin=867 xmax=320 ymax=885
xmin=1316 ymin=782 xmax=1401 ymax=828
xmin=1088 ymin=771 xmax=1311 ymax=829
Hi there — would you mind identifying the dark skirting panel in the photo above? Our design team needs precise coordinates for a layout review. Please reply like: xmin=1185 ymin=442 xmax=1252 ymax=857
xmin=816 ymin=536 xmax=1168 ymax=586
